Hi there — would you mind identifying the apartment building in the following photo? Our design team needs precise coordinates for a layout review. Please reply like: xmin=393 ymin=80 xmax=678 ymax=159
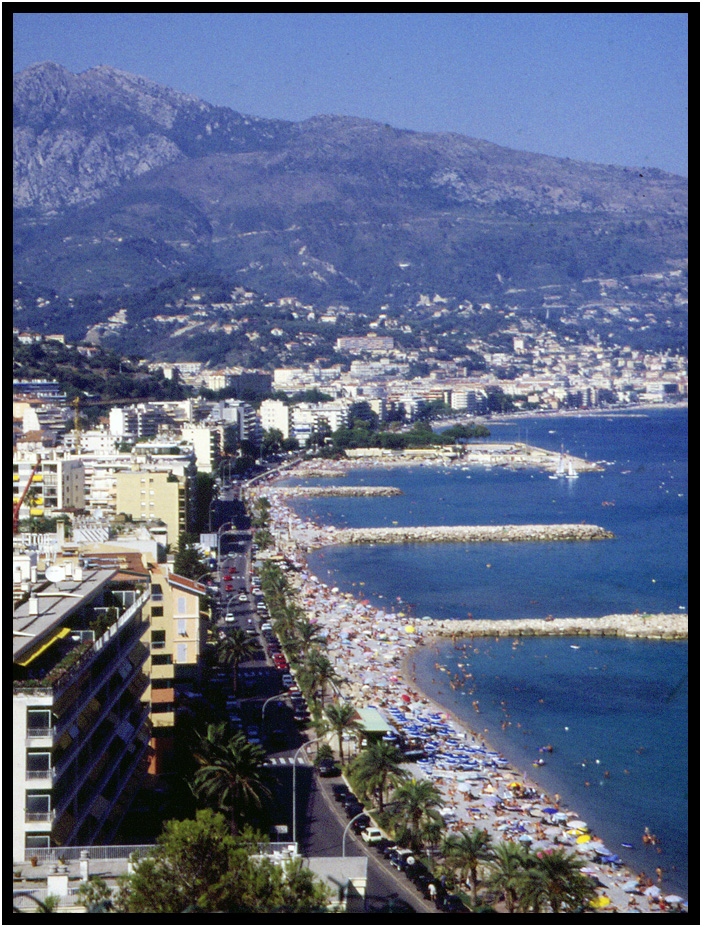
xmin=180 ymin=423 xmax=222 ymax=473
xmin=114 ymin=469 xmax=190 ymax=546
xmin=147 ymin=565 xmax=207 ymax=775
xmin=12 ymin=564 xmax=151 ymax=860
xmin=13 ymin=453 xmax=86 ymax=521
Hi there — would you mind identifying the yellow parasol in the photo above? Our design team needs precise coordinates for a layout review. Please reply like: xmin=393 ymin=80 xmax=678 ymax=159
xmin=589 ymin=895 xmax=611 ymax=909
xmin=576 ymin=833 xmax=591 ymax=844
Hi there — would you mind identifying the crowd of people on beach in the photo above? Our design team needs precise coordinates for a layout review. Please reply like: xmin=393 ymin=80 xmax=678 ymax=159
xmin=247 ymin=460 xmax=687 ymax=915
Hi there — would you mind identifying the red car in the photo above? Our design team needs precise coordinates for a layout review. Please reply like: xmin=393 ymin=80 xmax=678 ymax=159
xmin=225 ymin=582 xmax=233 ymax=591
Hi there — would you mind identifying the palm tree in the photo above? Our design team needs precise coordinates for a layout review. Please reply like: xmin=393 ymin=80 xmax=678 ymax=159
xmin=351 ymin=741 xmax=407 ymax=812
xmin=192 ymin=729 xmax=272 ymax=836
xmin=484 ymin=841 xmax=528 ymax=915
xmin=215 ymin=629 xmax=258 ymax=696
xmin=521 ymin=848 xmax=597 ymax=914
xmin=388 ymin=778 xmax=444 ymax=853
xmin=296 ymin=617 xmax=326 ymax=662
xmin=324 ymin=701 xmax=359 ymax=766
xmin=442 ymin=827 xmax=493 ymax=908
xmin=303 ymin=649 xmax=340 ymax=712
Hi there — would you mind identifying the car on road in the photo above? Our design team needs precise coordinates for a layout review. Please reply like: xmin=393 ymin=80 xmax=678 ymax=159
xmin=238 ymin=593 xmax=248 ymax=602
xmin=351 ymin=814 xmax=370 ymax=833
xmin=362 ymin=827 xmax=384 ymax=845
xmin=224 ymin=613 xmax=236 ymax=622
xmin=281 ymin=672 xmax=293 ymax=686
xmin=389 ymin=848 xmax=416 ymax=871
xmin=225 ymin=582 xmax=233 ymax=592
xmin=246 ymin=725 xmax=261 ymax=745
xmin=317 ymin=759 xmax=340 ymax=778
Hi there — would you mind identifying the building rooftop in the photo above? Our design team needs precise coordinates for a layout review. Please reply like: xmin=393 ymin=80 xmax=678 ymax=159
xmin=13 ymin=566 xmax=117 ymax=663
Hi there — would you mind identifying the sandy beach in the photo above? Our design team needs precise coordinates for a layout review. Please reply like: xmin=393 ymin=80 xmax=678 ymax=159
xmin=247 ymin=459 xmax=687 ymax=914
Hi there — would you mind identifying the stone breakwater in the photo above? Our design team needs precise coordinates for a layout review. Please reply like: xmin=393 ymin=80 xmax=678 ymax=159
xmin=427 ymin=612 xmax=688 ymax=640
xmin=272 ymin=485 xmax=403 ymax=498
xmin=327 ymin=523 xmax=614 ymax=546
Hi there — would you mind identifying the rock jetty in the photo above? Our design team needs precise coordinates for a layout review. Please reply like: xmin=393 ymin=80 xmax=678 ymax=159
xmin=427 ymin=612 xmax=687 ymax=640
xmin=328 ymin=523 xmax=614 ymax=546
xmin=272 ymin=486 xmax=403 ymax=498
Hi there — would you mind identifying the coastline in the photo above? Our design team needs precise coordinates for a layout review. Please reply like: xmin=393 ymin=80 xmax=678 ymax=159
xmin=248 ymin=462 xmax=687 ymax=913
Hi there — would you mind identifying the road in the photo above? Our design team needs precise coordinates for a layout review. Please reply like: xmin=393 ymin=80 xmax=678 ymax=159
xmin=207 ymin=478 xmax=437 ymax=913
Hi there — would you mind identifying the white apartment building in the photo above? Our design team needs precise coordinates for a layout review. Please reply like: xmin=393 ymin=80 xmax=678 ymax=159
xmin=13 ymin=453 xmax=86 ymax=521
xmin=260 ymin=399 xmax=293 ymax=440
xmin=180 ymin=424 xmax=222 ymax=472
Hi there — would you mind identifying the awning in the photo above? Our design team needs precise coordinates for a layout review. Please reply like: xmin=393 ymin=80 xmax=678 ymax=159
xmin=16 ymin=626 xmax=71 ymax=666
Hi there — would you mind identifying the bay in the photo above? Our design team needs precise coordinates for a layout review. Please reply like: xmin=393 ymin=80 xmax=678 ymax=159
xmin=284 ymin=406 xmax=688 ymax=895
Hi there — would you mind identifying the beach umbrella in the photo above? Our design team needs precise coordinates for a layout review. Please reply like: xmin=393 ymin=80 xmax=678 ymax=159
xmin=589 ymin=896 xmax=611 ymax=909
xmin=664 ymin=895 xmax=684 ymax=905
xmin=643 ymin=886 xmax=661 ymax=898
xmin=576 ymin=833 xmax=591 ymax=844
xmin=568 ymin=820 xmax=589 ymax=831
xmin=542 ymin=807 xmax=559 ymax=814
xmin=405 ymin=625 xmax=416 ymax=633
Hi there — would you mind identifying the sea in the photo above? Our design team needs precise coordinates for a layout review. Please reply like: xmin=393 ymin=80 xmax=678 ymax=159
xmin=282 ymin=406 xmax=688 ymax=897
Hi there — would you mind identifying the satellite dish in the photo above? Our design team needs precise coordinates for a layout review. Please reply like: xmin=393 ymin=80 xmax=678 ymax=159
xmin=45 ymin=564 xmax=64 ymax=582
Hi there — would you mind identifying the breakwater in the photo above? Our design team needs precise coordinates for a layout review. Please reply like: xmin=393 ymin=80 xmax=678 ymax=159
xmin=327 ymin=523 xmax=614 ymax=546
xmin=272 ymin=485 xmax=403 ymax=498
xmin=426 ymin=612 xmax=687 ymax=640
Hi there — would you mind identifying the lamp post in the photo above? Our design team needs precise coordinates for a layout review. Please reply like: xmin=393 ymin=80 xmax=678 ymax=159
xmin=342 ymin=811 xmax=371 ymax=858
xmin=292 ymin=734 xmax=328 ymax=845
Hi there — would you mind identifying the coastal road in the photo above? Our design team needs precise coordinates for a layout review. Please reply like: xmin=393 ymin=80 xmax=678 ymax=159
xmin=287 ymin=756 xmax=437 ymax=914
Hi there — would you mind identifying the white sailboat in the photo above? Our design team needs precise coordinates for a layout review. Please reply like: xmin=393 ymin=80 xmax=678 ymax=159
xmin=566 ymin=458 xmax=579 ymax=479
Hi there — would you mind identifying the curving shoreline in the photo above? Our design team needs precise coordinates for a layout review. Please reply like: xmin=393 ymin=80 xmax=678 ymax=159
xmin=247 ymin=464 xmax=687 ymax=912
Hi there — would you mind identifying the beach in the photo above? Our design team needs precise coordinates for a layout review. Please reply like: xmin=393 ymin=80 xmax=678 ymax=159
xmin=246 ymin=458 xmax=688 ymax=914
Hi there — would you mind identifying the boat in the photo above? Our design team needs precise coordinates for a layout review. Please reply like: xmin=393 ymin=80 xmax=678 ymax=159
xmin=566 ymin=459 xmax=579 ymax=480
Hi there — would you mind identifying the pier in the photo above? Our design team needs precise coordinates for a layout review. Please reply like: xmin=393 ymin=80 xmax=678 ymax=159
xmin=426 ymin=612 xmax=688 ymax=640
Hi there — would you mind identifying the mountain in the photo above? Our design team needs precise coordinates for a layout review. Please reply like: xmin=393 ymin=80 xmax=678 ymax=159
xmin=13 ymin=62 xmax=687 ymax=361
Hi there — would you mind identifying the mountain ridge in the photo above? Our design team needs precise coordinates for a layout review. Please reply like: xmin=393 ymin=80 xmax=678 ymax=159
xmin=13 ymin=62 xmax=687 ymax=360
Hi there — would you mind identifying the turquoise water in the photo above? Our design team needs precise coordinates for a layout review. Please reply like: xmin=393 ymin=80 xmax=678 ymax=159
xmin=285 ymin=407 xmax=688 ymax=895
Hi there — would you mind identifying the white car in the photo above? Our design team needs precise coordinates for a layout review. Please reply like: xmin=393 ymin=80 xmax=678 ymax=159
xmin=362 ymin=828 xmax=384 ymax=845
xmin=238 ymin=593 xmax=249 ymax=602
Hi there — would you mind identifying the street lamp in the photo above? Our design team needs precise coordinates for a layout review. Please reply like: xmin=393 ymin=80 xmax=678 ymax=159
xmin=343 ymin=810 xmax=371 ymax=858
xmin=292 ymin=734 xmax=329 ymax=845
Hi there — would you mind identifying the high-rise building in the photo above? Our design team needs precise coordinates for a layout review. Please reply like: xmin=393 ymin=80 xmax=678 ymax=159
xmin=12 ymin=564 xmax=151 ymax=860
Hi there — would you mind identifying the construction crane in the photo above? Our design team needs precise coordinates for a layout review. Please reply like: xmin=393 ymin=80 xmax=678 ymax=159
xmin=13 ymin=457 xmax=41 ymax=534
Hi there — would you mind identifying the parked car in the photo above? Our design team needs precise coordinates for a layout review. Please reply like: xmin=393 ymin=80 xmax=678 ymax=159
xmin=281 ymin=674 xmax=294 ymax=688
xmin=345 ymin=802 xmax=364 ymax=819
xmin=362 ymin=827 xmax=384 ymax=845
xmin=317 ymin=759 xmax=340 ymax=778
xmin=389 ymin=848 xmax=416 ymax=870
xmin=351 ymin=814 xmax=370 ymax=833
xmin=332 ymin=784 xmax=349 ymax=802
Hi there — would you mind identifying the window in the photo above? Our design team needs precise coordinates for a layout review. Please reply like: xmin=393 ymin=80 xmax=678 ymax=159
xmin=177 ymin=596 xmax=187 ymax=615
xmin=175 ymin=643 xmax=188 ymax=664
xmin=151 ymin=653 xmax=172 ymax=666
xmin=27 ymin=709 xmax=51 ymax=735
xmin=151 ymin=629 xmax=166 ymax=649
xmin=177 ymin=619 xmax=187 ymax=637
xmin=150 ymin=606 xmax=164 ymax=618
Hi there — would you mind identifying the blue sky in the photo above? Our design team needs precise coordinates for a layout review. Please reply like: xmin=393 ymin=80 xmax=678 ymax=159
xmin=13 ymin=11 xmax=689 ymax=175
